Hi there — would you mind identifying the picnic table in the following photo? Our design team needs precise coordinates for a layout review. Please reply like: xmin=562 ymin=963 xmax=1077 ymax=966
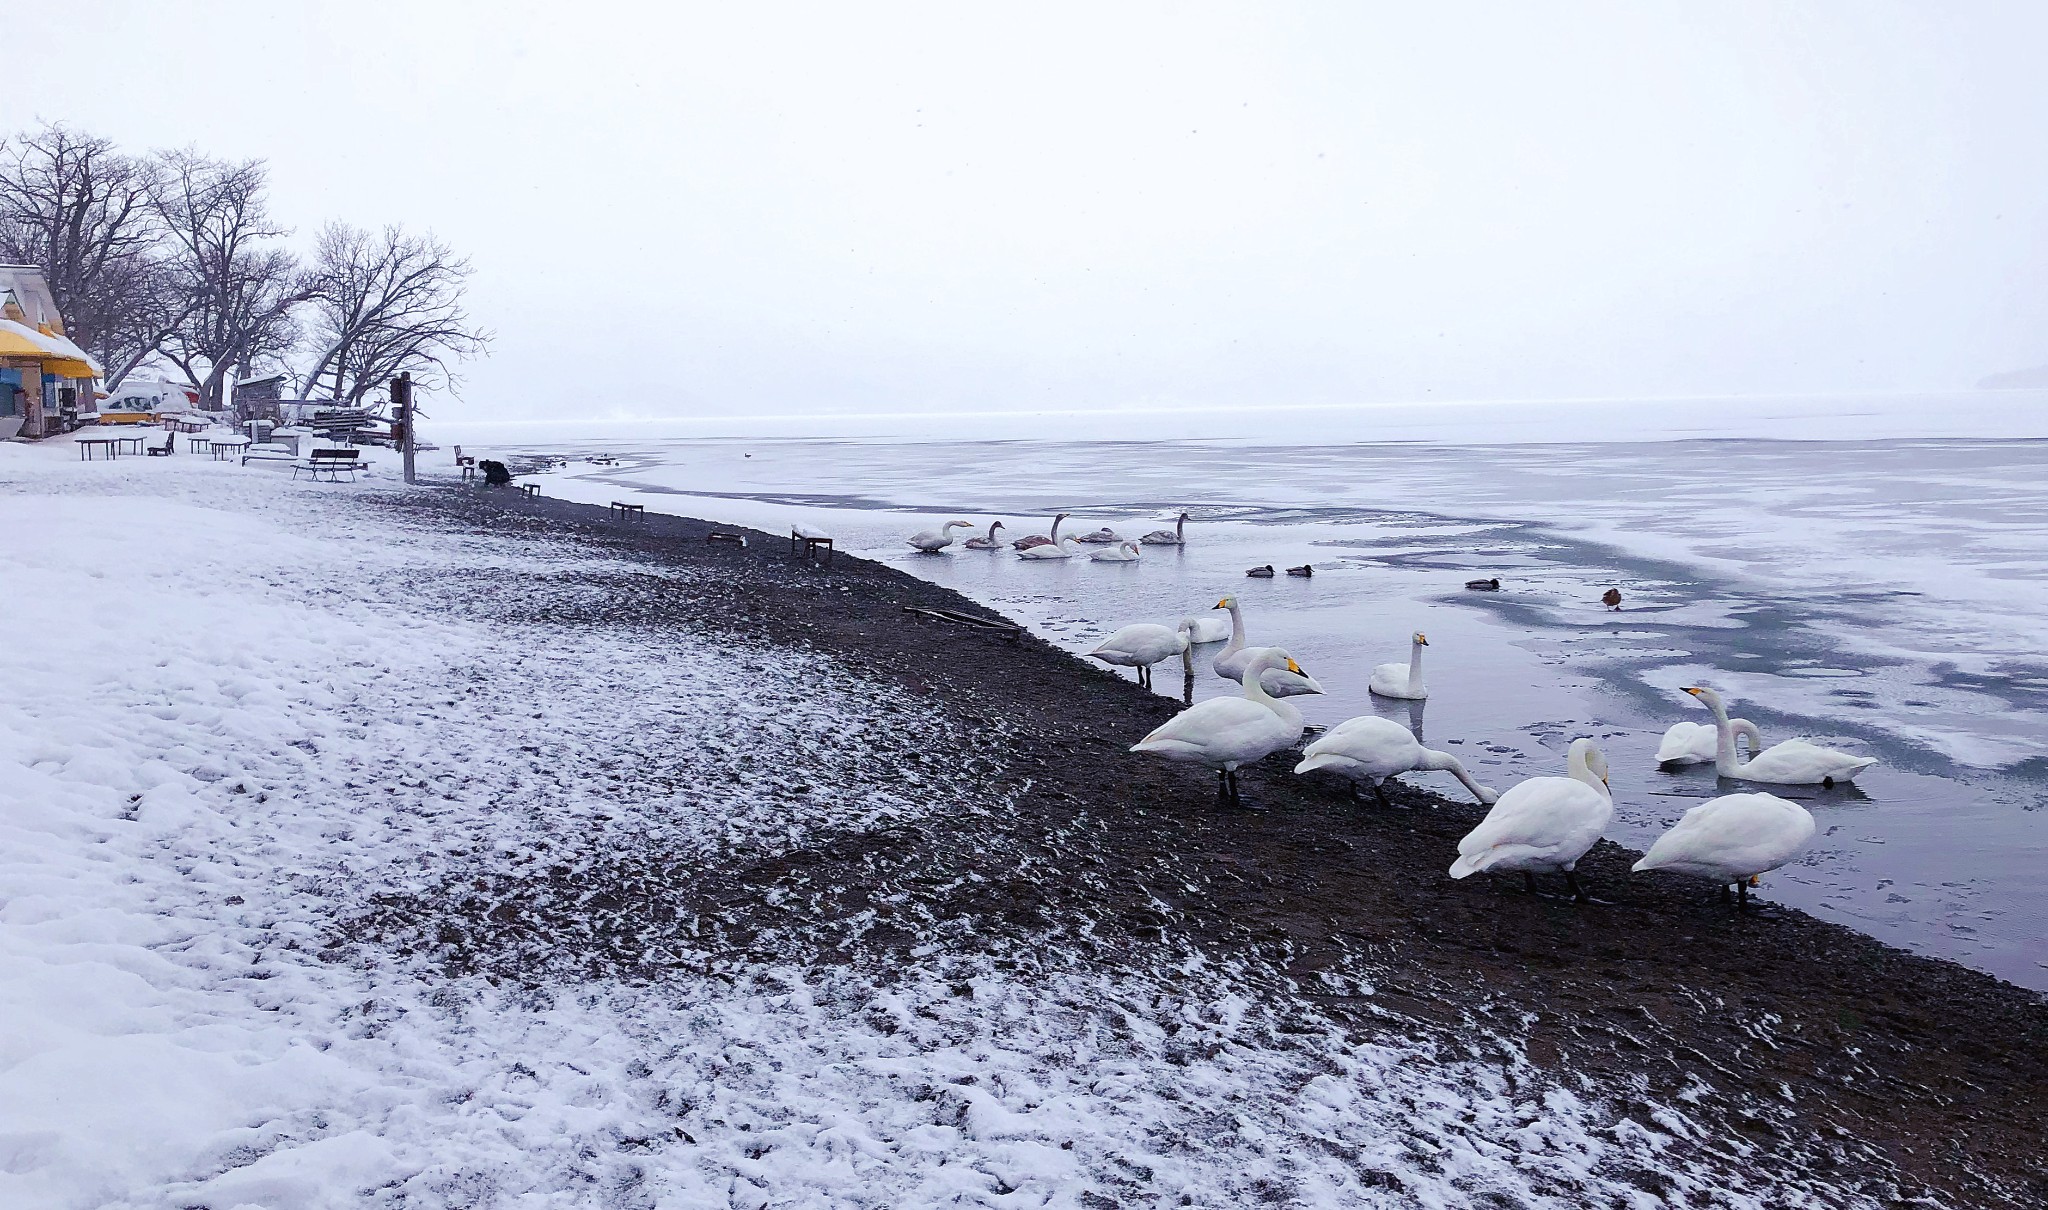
xmin=211 ymin=436 xmax=252 ymax=461
xmin=111 ymin=435 xmax=148 ymax=455
xmin=77 ymin=436 xmax=120 ymax=460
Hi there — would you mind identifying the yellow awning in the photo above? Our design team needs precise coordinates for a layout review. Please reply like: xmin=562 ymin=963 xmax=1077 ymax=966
xmin=36 ymin=328 xmax=103 ymax=378
xmin=42 ymin=357 xmax=97 ymax=378
xmin=0 ymin=319 xmax=53 ymax=358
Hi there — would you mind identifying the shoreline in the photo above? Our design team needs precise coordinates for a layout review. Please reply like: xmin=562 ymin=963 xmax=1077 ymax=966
xmin=390 ymin=477 xmax=2048 ymax=1203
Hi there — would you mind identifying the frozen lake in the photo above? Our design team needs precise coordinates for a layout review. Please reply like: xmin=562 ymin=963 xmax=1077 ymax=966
xmin=465 ymin=431 xmax=2048 ymax=990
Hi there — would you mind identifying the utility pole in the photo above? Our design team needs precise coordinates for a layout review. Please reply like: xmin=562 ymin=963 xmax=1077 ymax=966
xmin=392 ymin=371 xmax=417 ymax=485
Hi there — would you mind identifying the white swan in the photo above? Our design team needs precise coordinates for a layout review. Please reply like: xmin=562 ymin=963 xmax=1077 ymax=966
xmin=1012 ymin=513 xmax=1069 ymax=550
xmin=906 ymin=520 xmax=974 ymax=552
xmin=1209 ymin=596 xmax=1320 ymax=698
xmin=1131 ymin=648 xmax=1320 ymax=807
xmin=1368 ymin=632 xmax=1429 ymax=700
xmin=1448 ymin=738 xmax=1613 ymax=901
xmin=1632 ymin=791 xmax=1815 ymax=909
xmin=1682 ymin=686 xmax=1877 ymax=785
xmin=963 ymin=521 xmax=1006 ymax=550
xmin=1091 ymin=541 xmax=1142 ymax=563
xmin=1656 ymin=718 xmax=1763 ymax=766
xmin=1295 ymin=716 xmax=1497 ymax=805
xmin=1180 ymin=614 xmax=1230 ymax=644
xmin=1089 ymin=621 xmax=1191 ymax=690
xmin=1018 ymin=533 xmax=1084 ymax=560
xmin=1140 ymin=512 xmax=1189 ymax=546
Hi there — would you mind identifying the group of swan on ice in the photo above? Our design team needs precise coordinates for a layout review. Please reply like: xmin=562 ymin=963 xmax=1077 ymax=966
xmin=908 ymin=511 xmax=1190 ymax=561
xmin=1103 ymin=595 xmax=1872 ymax=911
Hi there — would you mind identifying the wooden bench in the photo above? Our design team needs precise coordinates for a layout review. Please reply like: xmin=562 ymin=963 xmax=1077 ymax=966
xmin=145 ymin=432 xmax=175 ymax=456
xmin=790 ymin=525 xmax=835 ymax=567
xmin=610 ymin=501 xmax=645 ymax=521
xmin=707 ymin=532 xmax=747 ymax=547
xmin=519 ymin=483 xmax=540 ymax=497
xmin=292 ymin=448 xmax=366 ymax=482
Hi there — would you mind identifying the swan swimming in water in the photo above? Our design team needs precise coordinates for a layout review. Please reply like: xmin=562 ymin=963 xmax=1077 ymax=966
xmin=1140 ymin=513 xmax=1189 ymax=546
xmin=1210 ymin=596 xmax=1320 ymax=697
xmin=1295 ymin=716 xmax=1497 ymax=806
xmin=1131 ymin=648 xmax=1321 ymax=808
xmin=1089 ymin=621 xmax=1191 ymax=690
xmin=1091 ymin=540 xmax=1142 ymax=563
xmin=1449 ymin=738 xmax=1613 ymax=901
xmin=1632 ymin=790 xmax=1815 ymax=910
xmin=1180 ymin=614 xmax=1230 ymax=644
xmin=1012 ymin=513 xmax=1069 ymax=550
xmin=1369 ymin=633 xmax=1429 ymax=700
xmin=1682 ymin=686 xmax=1877 ymax=785
xmin=1074 ymin=526 xmax=1121 ymax=545
xmin=906 ymin=520 xmax=974 ymax=552
xmin=963 ymin=521 xmax=1006 ymax=550
xmin=1018 ymin=533 xmax=1085 ymax=560
xmin=1656 ymin=717 xmax=1763 ymax=766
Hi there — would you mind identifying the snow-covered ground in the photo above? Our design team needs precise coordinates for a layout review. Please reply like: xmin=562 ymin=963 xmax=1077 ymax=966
xmin=0 ymin=443 xmax=1905 ymax=1207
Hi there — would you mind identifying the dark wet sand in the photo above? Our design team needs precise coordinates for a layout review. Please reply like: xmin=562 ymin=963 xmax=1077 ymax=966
xmin=361 ymin=480 xmax=2048 ymax=1205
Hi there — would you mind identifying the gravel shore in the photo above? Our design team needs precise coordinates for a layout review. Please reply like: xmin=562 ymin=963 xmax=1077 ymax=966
xmin=351 ymin=480 xmax=2048 ymax=1205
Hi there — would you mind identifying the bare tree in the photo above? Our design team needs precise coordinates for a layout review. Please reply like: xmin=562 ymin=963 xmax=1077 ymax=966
xmin=299 ymin=222 xmax=489 ymax=406
xmin=0 ymin=123 xmax=172 ymax=375
xmin=150 ymin=149 xmax=310 ymax=409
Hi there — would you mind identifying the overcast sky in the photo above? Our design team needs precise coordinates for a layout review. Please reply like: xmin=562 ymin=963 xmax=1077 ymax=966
xmin=13 ymin=2 xmax=2048 ymax=422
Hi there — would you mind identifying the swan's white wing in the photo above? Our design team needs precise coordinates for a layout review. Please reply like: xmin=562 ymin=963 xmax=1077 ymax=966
xmin=1736 ymin=740 xmax=1876 ymax=784
xmin=1090 ymin=624 xmax=1183 ymax=665
xmin=1132 ymin=697 xmax=1298 ymax=766
xmin=1449 ymin=778 xmax=1611 ymax=875
xmin=1656 ymin=721 xmax=1715 ymax=764
xmin=1368 ymin=662 xmax=1425 ymax=698
xmin=1296 ymin=717 xmax=1419 ymax=779
xmin=1259 ymin=668 xmax=1323 ymax=697
xmin=1182 ymin=616 xmax=1230 ymax=644
xmin=1633 ymin=793 xmax=1814 ymax=880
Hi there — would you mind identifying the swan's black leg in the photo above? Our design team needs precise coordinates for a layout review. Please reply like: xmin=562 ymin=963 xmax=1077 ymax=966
xmin=1524 ymin=872 xmax=1540 ymax=896
xmin=1738 ymin=880 xmax=1750 ymax=910
xmin=1720 ymin=883 xmax=1735 ymax=906
xmin=1373 ymin=782 xmax=1392 ymax=808
xmin=1565 ymin=871 xmax=1597 ymax=904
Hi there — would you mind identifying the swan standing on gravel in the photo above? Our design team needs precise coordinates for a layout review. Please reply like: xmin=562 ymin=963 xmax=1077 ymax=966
xmin=907 ymin=520 xmax=975 ymax=552
xmin=1295 ymin=716 xmax=1498 ymax=806
xmin=963 ymin=521 xmax=1006 ymax=550
xmin=1091 ymin=541 xmax=1142 ymax=563
xmin=1210 ymin=596 xmax=1320 ymax=697
xmin=1449 ymin=738 xmax=1613 ymax=901
xmin=1012 ymin=513 xmax=1069 ymax=550
xmin=1369 ymin=632 xmax=1430 ymax=700
xmin=1132 ymin=648 xmax=1322 ymax=808
xmin=1089 ymin=622 xmax=1191 ymax=690
xmin=1140 ymin=513 xmax=1190 ymax=546
xmin=1632 ymin=791 xmax=1815 ymax=910
xmin=1682 ymin=686 xmax=1877 ymax=785
xmin=1656 ymin=717 xmax=1763 ymax=766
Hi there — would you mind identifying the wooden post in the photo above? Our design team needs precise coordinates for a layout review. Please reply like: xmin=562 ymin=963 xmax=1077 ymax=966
xmin=392 ymin=371 xmax=416 ymax=485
